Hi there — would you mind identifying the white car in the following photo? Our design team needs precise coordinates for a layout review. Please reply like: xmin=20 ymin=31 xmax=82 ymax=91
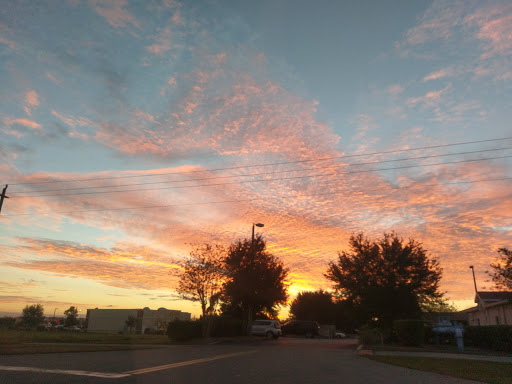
xmin=335 ymin=330 xmax=346 ymax=338
xmin=250 ymin=320 xmax=282 ymax=339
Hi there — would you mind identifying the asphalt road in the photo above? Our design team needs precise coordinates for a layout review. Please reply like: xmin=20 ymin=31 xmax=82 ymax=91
xmin=0 ymin=338 xmax=481 ymax=384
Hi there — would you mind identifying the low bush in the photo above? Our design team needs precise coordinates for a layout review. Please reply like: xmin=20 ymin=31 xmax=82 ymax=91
xmin=166 ymin=320 xmax=202 ymax=341
xmin=208 ymin=316 xmax=243 ymax=337
xmin=358 ymin=325 xmax=389 ymax=345
xmin=393 ymin=319 xmax=425 ymax=346
xmin=464 ymin=325 xmax=512 ymax=353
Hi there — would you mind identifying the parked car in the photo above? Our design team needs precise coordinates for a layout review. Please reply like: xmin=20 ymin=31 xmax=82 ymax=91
xmin=63 ymin=325 xmax=81 ymax=332
xmin=281 ymin=320 xmax=320 ymax=338
xmin=335 ymin=330 xmax=346 ymax=338
xmin=250 ymin=319 xmax=282 ymax=339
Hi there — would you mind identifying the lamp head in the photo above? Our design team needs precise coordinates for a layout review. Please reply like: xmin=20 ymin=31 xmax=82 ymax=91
xmin=254 ymin=223 xmax=264 ymax=228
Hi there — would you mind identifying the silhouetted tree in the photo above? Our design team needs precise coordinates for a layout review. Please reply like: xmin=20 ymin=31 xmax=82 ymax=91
xmin=488 ymin=247 xmax=512 ymax=290
xmin=325 ymin=232 xmax=443 ymax=328
xmin=22 ymin=304 xmax=45 ymax=328
xmin=175 ymin=243 xmax=226 ymax=318
xmin=289 ymin=290 xmax=335 ymax=323
xmin=222 ymin=235 xmax=289 ymax=333
xmin=64 ymin=306 xmax=79 ymax=326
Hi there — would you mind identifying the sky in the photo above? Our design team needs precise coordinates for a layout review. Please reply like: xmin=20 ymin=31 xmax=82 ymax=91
xmin=0 ymin=0 xmax=511 ymax=318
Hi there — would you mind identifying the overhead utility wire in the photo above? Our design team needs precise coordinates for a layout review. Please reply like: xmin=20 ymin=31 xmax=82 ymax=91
xmin=5 ymin=176 xmax=512 ymax=217
xmin=8 ymin=136 xmax=512 ymax=186
xmin=12 ymin=154 xmax=512 ymax=198
xmin=12 ymin=146 xmax=512 ymax=195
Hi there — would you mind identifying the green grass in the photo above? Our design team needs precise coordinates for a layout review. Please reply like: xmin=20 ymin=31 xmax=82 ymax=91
xmin=372 ymin=355 xmax=512 ymax=384
xmin=0 ymin=329 xmax=171 ymax=354
xmin=0 ymin=343 xmax=163 ymax=355
xmin=0 ymin=329 xmax=170 ymax=345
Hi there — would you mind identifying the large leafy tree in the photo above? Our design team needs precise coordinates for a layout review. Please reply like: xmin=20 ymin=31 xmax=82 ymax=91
xmin=64 ymin=306 xmax=79 ymax=326
xmin=324 ymin=232 xmax=444 ymax=328
xmin=175 ymin=243 xmax=226 ymax=318
xmin=22 ymin=304 xmax=45 ymax=328
xmin=289 ymin=290 xmax=335 ymax=324
xmin=222 ymin=235 xmax=288 ymax=332
xmin=488 ymin=248 xmax=512 ymax=290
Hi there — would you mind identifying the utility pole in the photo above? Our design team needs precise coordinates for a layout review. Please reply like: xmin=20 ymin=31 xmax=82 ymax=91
xmin=0 ymin=185 xmax=8 ymax=214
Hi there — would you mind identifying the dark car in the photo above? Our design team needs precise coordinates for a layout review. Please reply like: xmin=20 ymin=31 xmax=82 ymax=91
xmin=281 ymin=320 xmax=320 ymax=338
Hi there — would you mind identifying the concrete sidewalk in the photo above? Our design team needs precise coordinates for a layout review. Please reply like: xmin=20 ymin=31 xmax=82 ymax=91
xmin=360 ymin=349 xmax=512 ymax=363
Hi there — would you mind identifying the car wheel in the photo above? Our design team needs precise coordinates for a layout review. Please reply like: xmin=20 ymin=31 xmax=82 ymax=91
xmin=305 ymin=331 xmax=313 ymax=338
xmin=266 ymin=331 xmax=274 ymax=340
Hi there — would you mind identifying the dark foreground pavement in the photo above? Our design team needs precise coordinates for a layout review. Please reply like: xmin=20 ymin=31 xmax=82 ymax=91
xmin=0 ymin=338 xmax=482 ymax=384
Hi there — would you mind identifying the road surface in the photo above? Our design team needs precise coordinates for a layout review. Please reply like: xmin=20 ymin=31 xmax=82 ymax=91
xmin=0 ymin=337 xmax=481 ymax=383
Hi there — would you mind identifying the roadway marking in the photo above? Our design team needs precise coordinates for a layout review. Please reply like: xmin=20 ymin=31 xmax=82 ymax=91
xmin=125 ymin=350 xmax=257 ymax=375
xmin=0 ymin=350 xmax=257 ymax=379
xmin=0 ymin=365 xmax=130 ymax=378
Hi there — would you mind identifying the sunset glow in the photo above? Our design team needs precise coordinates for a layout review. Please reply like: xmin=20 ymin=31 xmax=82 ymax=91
xmin=1 ymin=0 xmax=511 ymax=318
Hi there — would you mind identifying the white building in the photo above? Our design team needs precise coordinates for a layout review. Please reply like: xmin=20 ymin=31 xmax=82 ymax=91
xmin=462 ymin=291 xmax=512 ymax=326
xmin=85 ymin=307 xmax=191 ymax=334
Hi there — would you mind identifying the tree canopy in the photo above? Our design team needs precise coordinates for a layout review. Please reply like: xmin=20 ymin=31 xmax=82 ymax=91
xmin=488 ymin=247 xmax=512 ymax=290
xmin=324 ymin=232 xmax=444 ymax=328
xmin=289 ymin=290 xmax=335 ymax=324
xmin=222 ymin=235 xmax=288 ymax=329
xmin=22 ymin=304 xmax=45 ymax=328
xmin=175 ymin=243 xmax=226 ymax=318
xmin=64 ymin=306 xmax=79 ymax=326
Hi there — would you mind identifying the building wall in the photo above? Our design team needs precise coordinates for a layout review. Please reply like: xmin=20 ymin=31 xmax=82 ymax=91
xmin=86 ymin=309 xmax=139 ymax=333
xmin=466 ymin=303 xmax=512 ymax=326
xmin=86 ymin=308 xmax=191 ymax=333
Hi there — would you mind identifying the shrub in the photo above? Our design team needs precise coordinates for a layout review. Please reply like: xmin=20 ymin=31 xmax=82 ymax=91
xmin=464 ymin=326 xmax=512 ymax=353
xmin=358 ymin=325 xmax=389 ymax=345
xmin=393 ymin=319 xmax=425 ymax=346
xmin=209 ymin=316 xmax=243 ymax=337
xmin=166 ymin=320 xmax=202 ymax=341
xmin=0 ymin=317 xmax=16 ymax=329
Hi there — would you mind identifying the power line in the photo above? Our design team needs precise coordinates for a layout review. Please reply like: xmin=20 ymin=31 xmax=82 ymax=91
xmin=5 ymin=176 xmax=511 ymax=217
xmin=11 ymin=154 xmax=512 ymax=197
xmin=11 ymin=146 xmax=512 ymax=195
xmin=8 ymin=136 xmax=512 ymax=186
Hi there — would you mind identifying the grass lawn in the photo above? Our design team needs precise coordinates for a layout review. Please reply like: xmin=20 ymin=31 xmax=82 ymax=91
xmin=372 ymin=355 xmax=512 ymax=384
xmin=0 ymin=329 xmax=171 ymax=354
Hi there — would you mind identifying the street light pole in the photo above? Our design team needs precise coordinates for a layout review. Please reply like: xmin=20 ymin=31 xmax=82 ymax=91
xmin=247 ymin=223 xmax=264 ymax=334
xmin=252 ymin=223 xmax=264 ymax=246
xmin=469 ymin=266 xmax=478 ymax=293
xmin=53 ymin=308 xmax=58 ymax=322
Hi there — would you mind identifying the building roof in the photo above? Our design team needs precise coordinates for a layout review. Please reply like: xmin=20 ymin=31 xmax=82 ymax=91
xmin=475 ymin=291 xmax=512 ymax=304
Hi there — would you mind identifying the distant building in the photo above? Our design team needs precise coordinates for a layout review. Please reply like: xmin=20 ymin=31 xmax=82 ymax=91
xmin=85 ymin=307 xmax=191 ymax=334
xmin=461 ymin=291 xmax=512 ymax=326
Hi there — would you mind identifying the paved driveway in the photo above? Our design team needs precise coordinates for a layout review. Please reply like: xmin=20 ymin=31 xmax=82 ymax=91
xmin=0 ymin=338 xmax=482 ymax=383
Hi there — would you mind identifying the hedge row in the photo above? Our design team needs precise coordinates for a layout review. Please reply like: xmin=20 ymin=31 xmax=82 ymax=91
xmin=166 ymin=316 xmax=244 ymax=341
xmin=464 ymin=325 xmax=512 ymax=353
xmin=393 ymin=319 xmax=425 ymax=346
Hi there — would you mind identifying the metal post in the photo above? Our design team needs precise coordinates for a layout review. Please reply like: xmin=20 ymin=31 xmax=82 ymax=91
xmin=469 ymin=266 xmax=478 ymax=293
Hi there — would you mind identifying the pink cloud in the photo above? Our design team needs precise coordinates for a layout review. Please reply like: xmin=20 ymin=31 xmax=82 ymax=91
xmin=94 ymin=52 xmax=341 ymax=163
xmin=89 ymin=0 xmax=141 ymax=30
xmin=0 ymin=23 xmax=17 ymax=50
xmin=25 ymin=90 xmax=39 ymax=108
xmin=4 ymin=117 xmax=41 ymax=130
xmin=171 ymin=10 xmax=185 ymax=26
xmin=465 ymin=4 xmax=512 ymax=59
xmin=387 ymin=84 xmax=404 ymax=95
xmin=423 ymin=68 xmax=451 ymax=82
xmin=400 ymin=0 xmax=466 ymax=47
xmin=406 ymin=84 xmax=451 ymax=107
